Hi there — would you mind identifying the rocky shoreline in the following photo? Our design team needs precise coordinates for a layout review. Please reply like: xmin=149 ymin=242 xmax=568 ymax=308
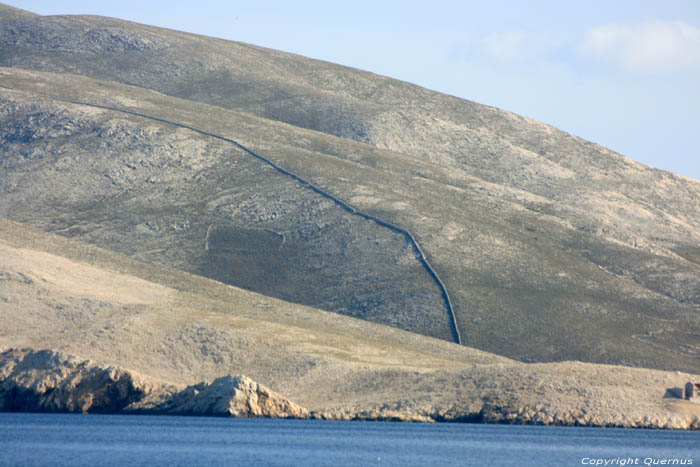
xmin=2 ymin=348 xmax=698 ymax=430
xmin=0 ymin=348 xmax=308 ymax=419
xmin=310 ymin=404 xmax=700 ymax=430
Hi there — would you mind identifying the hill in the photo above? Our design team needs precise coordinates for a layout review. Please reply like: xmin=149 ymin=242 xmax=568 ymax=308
xmin=0 ymin=4 xmax=699 ymax=372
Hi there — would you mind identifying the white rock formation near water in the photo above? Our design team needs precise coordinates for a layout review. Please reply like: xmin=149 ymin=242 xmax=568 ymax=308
xmin=152 ymin=375 xmax=310 ymax=418
xmin=0 ymin=348 xmax=309 ymax=418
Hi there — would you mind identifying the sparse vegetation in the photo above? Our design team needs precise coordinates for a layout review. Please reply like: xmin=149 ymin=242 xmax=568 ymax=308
xmin=1 ymin=3 xmax=699 ymax=375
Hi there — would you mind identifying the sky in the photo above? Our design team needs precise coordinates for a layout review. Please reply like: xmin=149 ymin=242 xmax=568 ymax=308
xmin=8 ymin=1 xmax=700 ymax=180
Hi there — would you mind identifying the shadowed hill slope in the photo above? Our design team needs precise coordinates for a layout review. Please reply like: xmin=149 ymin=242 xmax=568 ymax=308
xmin=1 ymin=5 xmax=699 ymax=372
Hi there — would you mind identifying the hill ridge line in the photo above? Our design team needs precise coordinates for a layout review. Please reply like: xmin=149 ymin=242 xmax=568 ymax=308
xmin=0 ymin=84 xmax=464 ymax=345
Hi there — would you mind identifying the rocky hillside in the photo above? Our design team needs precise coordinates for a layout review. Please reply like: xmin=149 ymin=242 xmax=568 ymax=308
xmin=0 ymin=4 xmax=699 ymax=372
xmin=1 ymin=221 xmax=699 ymax=428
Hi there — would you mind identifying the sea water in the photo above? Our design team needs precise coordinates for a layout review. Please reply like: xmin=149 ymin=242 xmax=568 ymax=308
xmin=0 ymin=413 xmax=697 ymax=466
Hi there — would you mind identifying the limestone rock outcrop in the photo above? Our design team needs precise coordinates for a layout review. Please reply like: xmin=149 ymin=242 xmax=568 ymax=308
xmin=152 ymin=375 xmax=310 ymax=418
xmin=0 ymin=348 xmax=309 ymax=419
xmin=0 ymin=348 xmax=153 ymax=413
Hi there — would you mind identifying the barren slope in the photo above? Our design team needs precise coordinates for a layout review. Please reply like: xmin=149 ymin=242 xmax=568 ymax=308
xmin=1 ymin=67 xmax=699 ymax=372
xmin=1 ymin=5 xmax=699 ymax=372
xmin=2 ymin=4 xmax=699 ymax=257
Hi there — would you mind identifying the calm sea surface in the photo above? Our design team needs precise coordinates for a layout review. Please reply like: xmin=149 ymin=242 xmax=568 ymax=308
xmin=0 ymin=413 xmax=697 ymax=466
